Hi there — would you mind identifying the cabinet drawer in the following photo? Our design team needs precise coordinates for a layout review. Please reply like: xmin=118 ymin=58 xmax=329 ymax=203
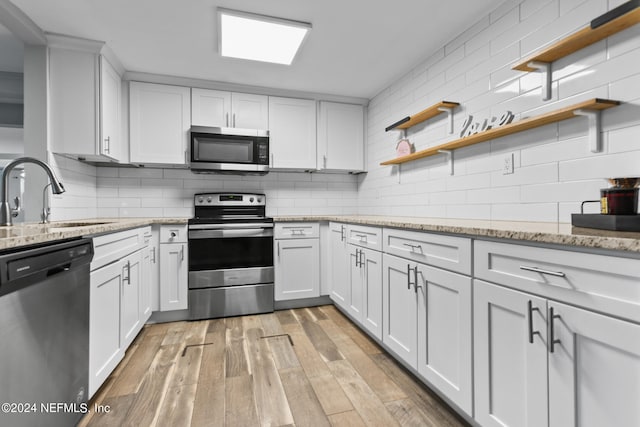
xmin=346 ymin=224 xmax=382 ymax=251
xmin=91 ymin=227 xmax=148 ymax=271
xmin=275 ymin=222 xmax=319 ymax=239
xmin=160 ymin=224 xmax=188 ymax=243
xmin=475 ymin=240 xmax=640 ymax=323
xmin=383 ymin=228 xmax=471 ymax=275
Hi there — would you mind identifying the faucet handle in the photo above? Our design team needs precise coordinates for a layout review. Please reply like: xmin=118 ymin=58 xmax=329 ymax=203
xmin=11 ymin=196 xmax=21 ymax=217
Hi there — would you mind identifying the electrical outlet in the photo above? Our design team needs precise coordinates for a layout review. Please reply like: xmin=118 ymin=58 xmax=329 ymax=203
xmin=503 ymin=153 xmax=514 ymax=175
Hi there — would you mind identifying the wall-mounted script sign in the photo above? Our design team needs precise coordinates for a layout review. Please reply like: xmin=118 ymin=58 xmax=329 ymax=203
xmin=459 ymin=111 xmax=515 ymax=138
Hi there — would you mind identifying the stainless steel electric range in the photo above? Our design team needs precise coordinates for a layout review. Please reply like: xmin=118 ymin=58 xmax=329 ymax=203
xmin=187 ymin=192 xmax=274 ymax=320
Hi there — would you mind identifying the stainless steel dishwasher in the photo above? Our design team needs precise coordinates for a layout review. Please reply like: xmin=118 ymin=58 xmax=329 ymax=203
xmin=0 ymin=238 xmax=93 ymax=427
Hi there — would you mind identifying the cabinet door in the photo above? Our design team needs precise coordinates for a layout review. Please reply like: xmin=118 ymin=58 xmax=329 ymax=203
xmin=417 ymin=265 xmax=472 ymax=415
xmin=268 ymin=96 xmax=317 ymax=169
xmin=191 ymin=88 xmax=231 ymax=127
xmin=160 ymin=243 xmax=188 ymax=310
xmin=89 ymin=259 xmax=124 ymax=398
xmin=382 ymin=254 xmax=418 ymax=368
xmin=99 ymin=56 xmax=121 ymax=161
xmin=129 ymin=82 xmax=190 ymax=165
xmin=275 ymin=238 xmax=319 ymax=300
xmin=348 ymin=244 xmax=363 ymax=322
xmin=474 ymin=280 xmax=548 ymax=427
xmin=329 ymin=223 xmax=349 ymax=309
xmin=548 ymin=301 xmax=640 ymax=427
xmin=361 ymin=247 xmax=383 ymax=340
xmin=140 ymin=244 xmax=153 ymax=322
xmin=318 ymin=101 xmax=364 ymax=172
xmin=121 ymin=250 xmax=142 ymax=349
xmin=232 ymin=92 xmax=268 ymax=129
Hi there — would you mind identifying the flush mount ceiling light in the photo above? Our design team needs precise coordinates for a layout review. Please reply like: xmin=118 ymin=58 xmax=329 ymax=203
xmin=218 ymin=8 xmax=311 ymax=65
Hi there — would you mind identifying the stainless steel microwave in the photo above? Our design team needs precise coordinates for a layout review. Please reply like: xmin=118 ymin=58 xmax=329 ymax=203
xmin=190 ymin=126 xmax=269 ymax=175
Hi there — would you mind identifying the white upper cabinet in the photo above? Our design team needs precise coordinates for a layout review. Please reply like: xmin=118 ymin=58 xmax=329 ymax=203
xmin=317 ymin=101 xmax=365 ymax=172
xmin=129 ymin=82 xmax=191 ymax=165
xmin=191 ymin=88 xmax=268 ymax=129
xmin=191 ymin=88 xmax=231 ymax=127
xmin=48 ymin=35 xmax=126 ymax=162
xmin=268 ymin=96 xmax=317 ymax=170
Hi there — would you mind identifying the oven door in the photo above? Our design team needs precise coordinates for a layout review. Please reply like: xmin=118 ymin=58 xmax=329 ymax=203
xmin=188 ymin=223 xmax=274 ymax=289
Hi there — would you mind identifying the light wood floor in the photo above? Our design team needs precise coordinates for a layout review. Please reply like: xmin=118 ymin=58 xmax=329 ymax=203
xmin=79 ymin=305 xmax=468 ymax=427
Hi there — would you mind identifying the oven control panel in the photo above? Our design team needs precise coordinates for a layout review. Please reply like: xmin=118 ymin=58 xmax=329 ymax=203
xmin=194 ymin=193 xmax=265 ymax=206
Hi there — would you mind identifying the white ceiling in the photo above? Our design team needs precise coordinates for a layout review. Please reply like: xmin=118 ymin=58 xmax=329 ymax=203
xmin=10 ymin=0 xmax=505 ymax=99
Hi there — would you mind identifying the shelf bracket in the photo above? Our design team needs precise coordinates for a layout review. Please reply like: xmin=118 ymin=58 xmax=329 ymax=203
xmin=527 ymin=61 xmax=552 ymax=101
xmin=437 ymin=107 xmax=455 ymax=134
xmin=437 ymin=149 xmax=454 ymax=175
xmin=574 ymin=109 xmax=602 ymax=153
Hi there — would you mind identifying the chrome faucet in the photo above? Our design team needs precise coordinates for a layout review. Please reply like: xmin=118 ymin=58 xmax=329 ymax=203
xmin=1 ymin=157 xmax=65 ymax=226
xmin=41 ymin=183 xmax=52 ymax=224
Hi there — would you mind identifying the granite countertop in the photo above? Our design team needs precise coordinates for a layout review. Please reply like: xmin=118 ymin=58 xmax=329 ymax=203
xmin=0 ymin=218 xmax=189 ymax=251
xmin=274 ymin=215 xmax=640 ymax=253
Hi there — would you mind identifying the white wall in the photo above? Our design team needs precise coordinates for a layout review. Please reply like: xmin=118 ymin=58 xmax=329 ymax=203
xmin=359 ymin=0 xmax=640 ymax=223
xmin=92 ymin=167 xmax=358 ymax=218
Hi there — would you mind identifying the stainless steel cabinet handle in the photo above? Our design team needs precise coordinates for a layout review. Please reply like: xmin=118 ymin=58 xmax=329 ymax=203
xmin=527 ymin=300 xmax=541 ymax=344
xmin=104 ymin=136 xmax=110 ymax=153
xmin=549 ymin=307 xmax=561 ymax=353
xmin=407 ymin=264 xmax=413 ymax=290
xmin=226 ymin=113 xmax=229 ymax=127
xmin=123 ymin=261 xmax=131 ymax=285
xmin=271 ymin=153 xmax=274 ymax=167
xmin=340 ymin=225 xmax=346 ymax=241
xmin=414 ymin=266 xmax=419 ymax=293
xmin=354 ymin=249 xmax=360 ymax=267
xmin=323 ymin=155 xmax=327 ymax=169
xmin=152 ymin=246 xmax=156 ymax=263
xmin=520 ymin=265 xmax=566 ymax=277
xmin=355 ymin=233 xmax=368 ymax=242
xmin=180 ymin=245 xmax=184 ymax=262
xmin=277 ymin=241 xmax=280 ymax=258
xmin=403 ymin=243 xmax=423 ymax=253
xmin=359 ymin=249 xmax=364 ymax=268
xmin=233 ymin=113 xmax=236 ymax=127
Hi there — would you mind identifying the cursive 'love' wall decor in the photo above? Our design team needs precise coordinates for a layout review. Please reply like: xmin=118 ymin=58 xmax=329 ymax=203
xmin=459 ymin=111 xmax=515 ymax=138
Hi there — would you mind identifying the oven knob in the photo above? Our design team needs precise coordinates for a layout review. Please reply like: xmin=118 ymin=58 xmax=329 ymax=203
xmin=198 ymin=197 xmax=204 ymax=203
xmin=257 ymin=197 xmax=262 ymax=203
xmin=250 ymin=197 xmax=254 ymax=203
xmin=207 ymin=197 xmax=212 ymax=203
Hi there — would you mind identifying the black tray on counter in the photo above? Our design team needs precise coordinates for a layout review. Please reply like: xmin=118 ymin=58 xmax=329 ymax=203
xmin=571 ymin=213 xmax=640 ymax=231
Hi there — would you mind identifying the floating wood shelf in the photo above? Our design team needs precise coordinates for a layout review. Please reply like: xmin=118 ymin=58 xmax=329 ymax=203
xmin=513 ymin=7 xmax=640 ymax=72
xmin=380 ymin=98 xmax=619 ymax=166
xmin=385 ymin=101 xmax=459 ymax=132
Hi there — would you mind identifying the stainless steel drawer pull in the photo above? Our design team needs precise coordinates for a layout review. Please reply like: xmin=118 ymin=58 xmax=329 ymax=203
xmin=519 ymin=265 xmax=566 ymax=277
xmin=407 ymin=264 xmax=413 ymax=290
xmin=355 ymin=233 xmax=368 ymax=241
xmin=403 ymin=243 xmax=423 ymax=252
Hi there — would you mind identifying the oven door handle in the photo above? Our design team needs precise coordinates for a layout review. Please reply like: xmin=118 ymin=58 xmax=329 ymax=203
xmin=189 ymin=228 xmax=274 ymax=239
xmin=189 ymin=223 xmax=274 ymax=230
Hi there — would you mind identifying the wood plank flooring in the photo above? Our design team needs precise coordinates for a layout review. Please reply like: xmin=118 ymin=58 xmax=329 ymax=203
xmin=79 ymin=305 xmax=468 ymax=427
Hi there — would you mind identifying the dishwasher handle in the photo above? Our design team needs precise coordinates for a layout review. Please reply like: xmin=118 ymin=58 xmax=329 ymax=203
xmin=0 ymin=238 xmax=94 ymax=297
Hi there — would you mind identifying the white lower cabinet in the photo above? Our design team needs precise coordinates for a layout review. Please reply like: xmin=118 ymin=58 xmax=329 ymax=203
xmin=159 ymin=243 xmax=188 ymax=310
xmin=120 ymin=250 xmax=143 ymax=349
xmin=474 ymin=279 xmax=640 ymax=427
xmin=473 ymin=280 xmax=548 ymax=427
xmin=274 ymin=237 xmax=320 ymax=300
xmin=417 ymin=263 xmax=472 ymax=414
xmin=349 ymin=245 xmax=382 ymax=340
xmin=383 ymin=252 xmax=473 ymax=415
xmin=89 ymin=257 xmax=125 ymax=398
xmin=329 ymin=222 xmax=349 ymax=308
